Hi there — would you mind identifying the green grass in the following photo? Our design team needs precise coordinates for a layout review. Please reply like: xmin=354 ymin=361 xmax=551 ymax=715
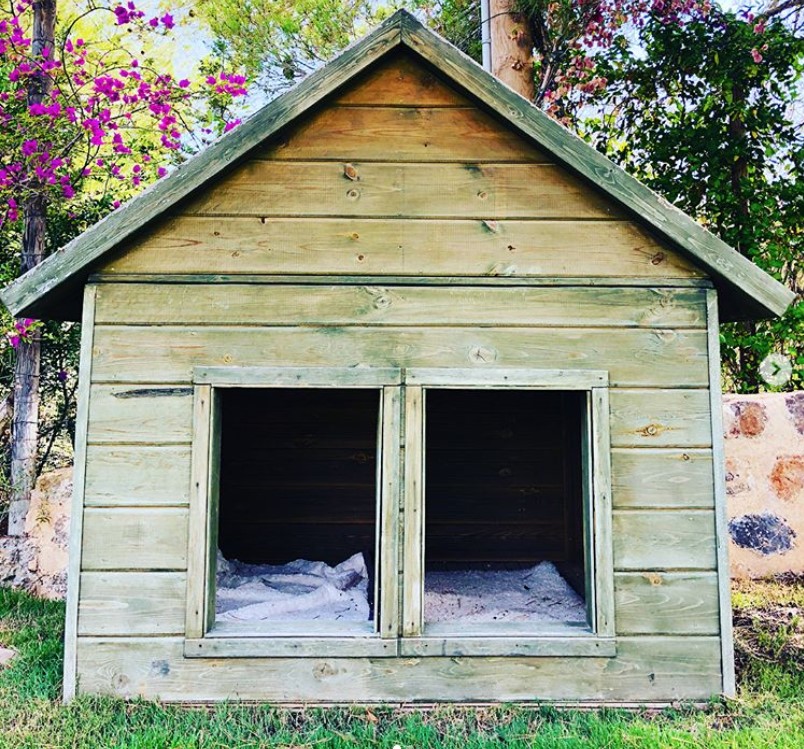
xmin=1 ymin=580 xmax=803 ymax=749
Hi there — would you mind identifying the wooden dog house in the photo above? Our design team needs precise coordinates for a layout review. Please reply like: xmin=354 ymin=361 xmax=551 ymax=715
xmin=2 ymin=10 xmax=794 ymax=703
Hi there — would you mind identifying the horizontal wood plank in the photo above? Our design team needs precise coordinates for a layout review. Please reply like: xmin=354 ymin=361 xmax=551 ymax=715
xmin=182 ymin=162 xmax=624 ymax=220
xmin=82 ymin=508 xmax=188 ymax=570
xmin=399 ymin=637 xmax=615 ymax=657
xmin=611 ymin=449 xmax=715 ymax=508
xmin=95 ymin=284 xmax=707 ymax=328
xmin=612 ymin=510 xmax=717 ymax=571
xmin=101 ymin=217 xmax=703 ymax=279
xmin=74 ymin=635 xmax=723 ymax=701
xmin=88 ymin=385 xmax=192 ymax=444
xmin=185 ymin=637 xmax=396 ymax=658
xmin=78 ymin=572 xmax=186 ymax=636
xmin=84 ymin=445 xmax=191 ymax=506
xmin=609 ymin=390 xmax=712 ymax=448
xmin=260 ymin=106 xmax=550 ymax=163
xmin=89 ymin=326 xmax=709 ymax=388
xmin=614 ymin=572 xmax=720 ymax=635
xmin=333 ymin=51 xmax=471 ymax=106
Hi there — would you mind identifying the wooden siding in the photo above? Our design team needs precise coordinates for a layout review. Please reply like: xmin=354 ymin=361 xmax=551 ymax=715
xmin=98 ymin=54 xmax=702 ymax=282
xmin=72 ymin=53 xmax=726 ymax=702
xmin=74 ymin=279 xmax=724 ymax=701
xmin=74 ymin=636 xmax=722 ymax=702
xmin=89 ymin=325 xmax=709 ymax=388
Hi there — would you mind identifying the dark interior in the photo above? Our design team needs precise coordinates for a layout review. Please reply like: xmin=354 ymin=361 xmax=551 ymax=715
xmin=217 ymin=388 xmax=379 ymax=572
xmin=424 ymin=389 xmax=586 ymax=585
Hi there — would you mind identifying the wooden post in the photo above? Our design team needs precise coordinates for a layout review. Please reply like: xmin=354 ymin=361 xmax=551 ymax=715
xmin=489 ymin=0 xmax=535 ymax=101
xmin=9 ymin=0 xmax=57 ymax=535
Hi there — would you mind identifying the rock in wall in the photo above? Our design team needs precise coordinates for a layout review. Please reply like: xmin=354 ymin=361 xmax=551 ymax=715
xmin=0 ymin=467 xmax=71 ymax=599
xmin=725 ymin=392 xmax=804 ymax=578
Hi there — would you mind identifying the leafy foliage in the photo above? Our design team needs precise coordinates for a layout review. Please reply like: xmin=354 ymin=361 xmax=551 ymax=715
xmin=584 ymin=7 xmax=804 ymax=391
xmin=193 ymin=0 xmax=403 ymax=96
xmin=0 ymin=2 xmax=249 ymax=525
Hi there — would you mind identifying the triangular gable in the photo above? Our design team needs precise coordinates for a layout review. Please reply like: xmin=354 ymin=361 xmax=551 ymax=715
xmin=0 ymin=10 xmax=793 ymax=321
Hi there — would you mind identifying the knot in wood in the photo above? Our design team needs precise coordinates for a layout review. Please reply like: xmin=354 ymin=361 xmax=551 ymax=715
xmin=639 ymin=423 xmax=663 ymax=437
xmin=343 ymin=163 xmax=359 ymax=181
xmin=313 ymin=662 xmax=338 ymax=680
xmin=468 ymin=345 xmax=497 ymax=364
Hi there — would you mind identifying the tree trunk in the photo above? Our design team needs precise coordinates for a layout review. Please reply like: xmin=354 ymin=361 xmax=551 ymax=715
xmin=489 ymin=0 xmax=535 ymax=100
xmin=8 ymin=0 xmax=57 ymax=536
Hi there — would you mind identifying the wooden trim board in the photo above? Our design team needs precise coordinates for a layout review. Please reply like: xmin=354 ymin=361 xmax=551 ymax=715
xmin=707 ymin=289 xmax=736 ymax=697
xmin=62 ymin=284 xmax=97 ymax=702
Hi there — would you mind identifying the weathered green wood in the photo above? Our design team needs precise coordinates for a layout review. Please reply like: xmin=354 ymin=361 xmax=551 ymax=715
xmin=707 ymin=289 xmax=736 ymax=696
xmin=205 ymin=393 xmax=222 ymax=633
xmin=97 ymin=214 xmax=703 ymax=278
xmin=185 ymin=637 xmax=397 ymax=658
xmin=89 ymin=326 xmax=710 ymax=388
xmin=399 ymin=637 xmax=616 ymax=657
xmin=402 ymin=385 xmax=424 ymax=637
xmin=74 ymin=635 xmax=723 ymax=702
xmin=581 ymin=393 xmax=595 ymax=628
xmin=612 ymin=510 xmax=717 ymax=570
xmin=185 ymin=385 xmax=213 ymax=639
xmin=405 ymin=368 xmax=607 ymax=388
xmin=333 ymin=51 xmax=471 ymax=106
xmin=609 ymin=389 xmax=712 ymax=448
xmin=591 ymin=387 xmax=615 ymax=637
xmin=63 ymin=284 xmax=97 ymax=702
xmin=95 ymin=274 xmax=714 ymax=289
xmin=398 ymin=12 xmax=794 ymax=319
xmin=0 ymin=13 xmax=405 ymax=320
xmin=258 ymin=105 xmax=551 ymax=162
xmin=194 ymin=366 xmax=402 ymax=387
xmin=82 ymin=507 xmax=188 ymax=570
xmin=183 ymin=161 xmax=621 ymax=220
xmin=611 ymin=448 xmax=715 ymax=508
xmin=78 ymin=572 xmax=186 ymax=636
xmin=614 ymin=572 xmax=720 ymax=635
xmin=94 ymin=283 xmax=707 ymax=328
xmin=380 ymin=386 xmax=402 ymax=639
xmin=83 ymin=445 xmax=190 ymax=506
xmin=87 ymin=384 xmax=192 ymax=444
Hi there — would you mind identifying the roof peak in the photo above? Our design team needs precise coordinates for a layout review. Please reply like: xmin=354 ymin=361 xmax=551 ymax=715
xmin=1 ymin=9 xmax=793 ymax=321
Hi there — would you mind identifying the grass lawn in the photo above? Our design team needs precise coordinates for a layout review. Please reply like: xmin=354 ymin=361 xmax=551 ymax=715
xmin=0 ymin=577 xmax=802 ymax=748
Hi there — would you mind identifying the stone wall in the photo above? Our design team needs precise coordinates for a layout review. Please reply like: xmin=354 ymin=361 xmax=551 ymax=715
xmin=0 ymin=467 xmax=71 ymax=599
xmin=725 ymin=392 xmax=804 ymax=578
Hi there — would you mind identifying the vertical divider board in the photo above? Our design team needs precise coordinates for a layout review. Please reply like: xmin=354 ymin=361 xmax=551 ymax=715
xmin=707 ymin=290 xmax=736 ymax=696
xmin=581 ymin=392 xmax=596 ymax=629
xmin=185 ymin=384 xmax=214 ymax=639
xmin=402 ymin=384 xmax=424 ymax=637
xmin=63 ymin=284 xmax=97 ymax=703
xmin=591 ymin=387 xmax=615 ymax=637
xmin=379 ymin=386 xmax=402 ymax=639
xmin=206 ymin=392 xmax=222 ymax=633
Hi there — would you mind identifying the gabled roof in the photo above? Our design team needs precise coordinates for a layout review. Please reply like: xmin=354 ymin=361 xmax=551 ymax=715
xmin=1 ymin=9 xmax=794 ymax=322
